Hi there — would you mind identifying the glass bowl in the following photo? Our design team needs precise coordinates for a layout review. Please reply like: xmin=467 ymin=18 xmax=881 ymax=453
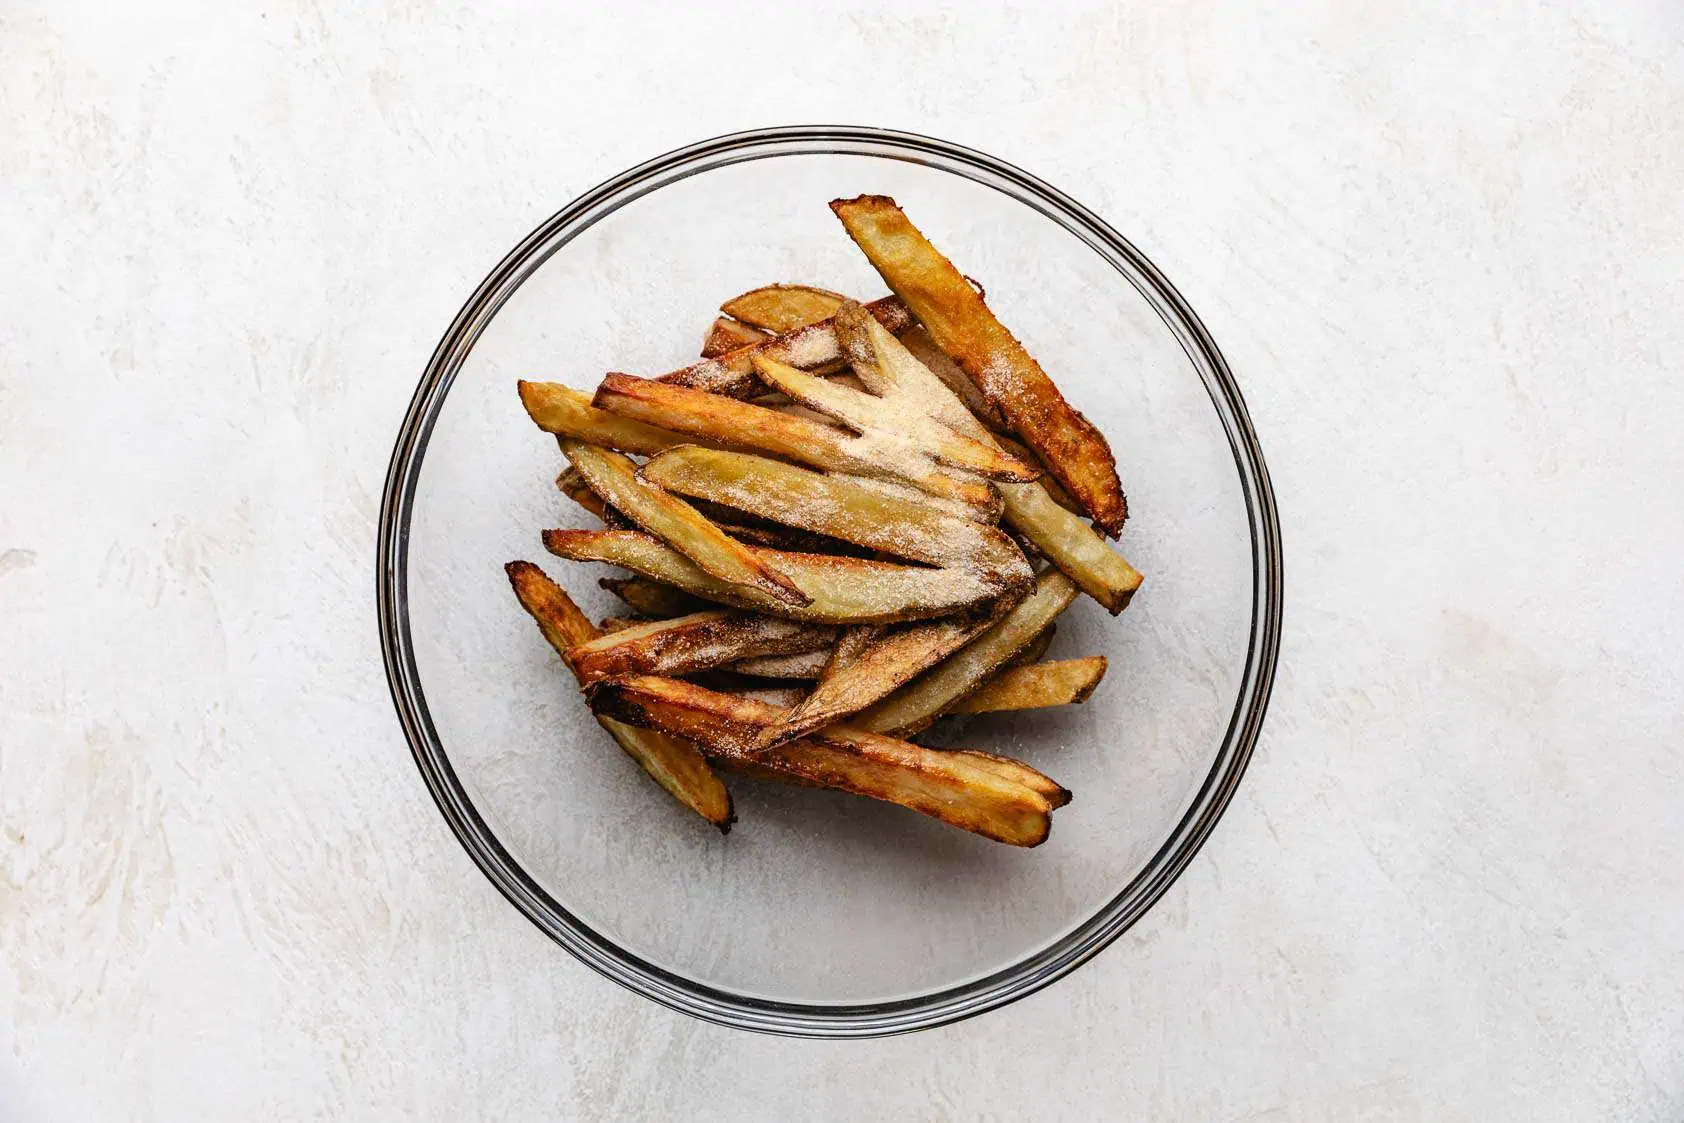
xmin=377 ymin=126 xmax=1281 ymax=1037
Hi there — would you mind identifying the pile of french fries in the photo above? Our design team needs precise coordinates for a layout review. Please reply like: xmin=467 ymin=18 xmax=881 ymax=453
xmin=506 ymin=196 xmax=1142 ymax=847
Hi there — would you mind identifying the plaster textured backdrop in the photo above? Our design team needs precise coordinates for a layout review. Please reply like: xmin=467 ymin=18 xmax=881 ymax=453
xmin=3 ymin=1 xmax=1682 ymax=1120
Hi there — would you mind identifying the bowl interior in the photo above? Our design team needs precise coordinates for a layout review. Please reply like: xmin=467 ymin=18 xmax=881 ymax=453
xmin=402 ymin=151 xmax=1255 ymax=1007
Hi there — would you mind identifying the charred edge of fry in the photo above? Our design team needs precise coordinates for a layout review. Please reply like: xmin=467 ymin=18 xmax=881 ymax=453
xmin=503 ymin=561 xmax=733 ymax=831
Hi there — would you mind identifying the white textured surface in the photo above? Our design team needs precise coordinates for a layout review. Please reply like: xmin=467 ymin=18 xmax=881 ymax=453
xmin=3 ymin=1 xmax=1682 ymax=1119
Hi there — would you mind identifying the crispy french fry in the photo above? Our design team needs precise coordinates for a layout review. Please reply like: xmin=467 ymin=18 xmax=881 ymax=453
xmin=751 ymin=600 xmax=1013 ymax=750
xmin=992 ymin=433 xmax=1082 ymax=514
xmin=950 ymin=657 xmax=1108 ymax=714
xmin=597 ymin=615 xmax=646 ymax=634
xmin=544 ymin=529 xmax=1001 ymax=624
xmin=720 ymin=284 xmax=847 ymax=332
xmin=701 ymin=316 xmax=769 ymax=358
xmin=948 ymin=750 xmax=1072 ymax=809
xmin=586 ymin=675 xmax=1059 ymax=845
xmin=641 ymin=447 xmax=1030 ymax=589
xmin=831 ymin=195 xmax=1129 ymax=534
xmin=556 ymin=466 xmax=617 ymax=524
xmin=563 ymin=440 xmax=808 ymax=608
xmin=729 ymin=649 xmax=832 ymax=679
xmin=599 ymin=576 xmax=707 ymax=617
xmin=503 ymin=562 xmax=732 ymax=830
xmin=839 ymin=306 xmax=1142 ymax=613
xmin=593 ymin=373 xmax=999 ymax=515
xmin=858 ymin=570 xmax=1078 ymax=735
xmin=566 ymin=610 xmax=836 ymax=686
xmin=518 ymin=380 xmax=721 ymax=456
xmin=658 ymin=295 xmax=914 ymax=398
xmin=750 ymin=354 xmax=1038 ymax=482
xmin=730 ymin=683 xmax=810 ymax=708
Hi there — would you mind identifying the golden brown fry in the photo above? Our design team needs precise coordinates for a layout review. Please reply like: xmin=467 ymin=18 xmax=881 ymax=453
xmin=597 ymin=615 xmax=646 ymax=634
xmin=840 ymin=306 xmax=1142 ymax=613
xmin=730 ymin=683 xmax=810 ymax=708
xmin=720 ymin=284 xmax=847 ymax=332
xmin=948 ymin=750 xmax=1072 ymax=809
xmin=641 ymin=447 xmax=1030 ymax=589
xmin=858 ymin=570 xmax=1079 ymax=736
xmin=949 ymin=657 xmax=1108 ymax=714
xmin=566 ymin=610 xmax=836 ymax=686
xmin=1011 ymin=622 xmax=1057 ymax=668
xmin=729 ymin=649 xmax=832 ymax=679
xmin=701 ymin=316 xmax=769 ymax=358
xmin=900 ymin=324 xmax=1006 ymax=430
xmin=563 ymin=440 xmax=809 ymax=608
xmin=752 ymin=601 xmax=1013 ymax=750
xmin=556 ymin=466 xmax=617 ymax=524
xmin=503 ymin=561 xmax=732 ymax=830
xmin=659 ymin=295 xmax=914 ymax=398
xmin=750 ymin=354 xmax=1039 ymax=482
xmin=518 ymin=380 xmax=721 ymax=456
xmin=586 ymin=675 xmax=1058 ymax=845
xmin=821 ymin=624 xmax=881 ymax=683
xmin=992 ymin=433 xmax=1083 ymax=514
xmin=599 ymin=576 xmax=707 ymax=617
xmin=544 ymin=529 xmax=1001 ymax=624
xmin=831 ymin=195 xmax=1129 ymax=534
xmin=593 ymin=373 xmax=999 ymax=515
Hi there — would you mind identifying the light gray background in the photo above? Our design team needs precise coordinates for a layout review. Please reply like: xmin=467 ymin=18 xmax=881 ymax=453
xmin=3 ymin=1 xmax=1681 ymax=1120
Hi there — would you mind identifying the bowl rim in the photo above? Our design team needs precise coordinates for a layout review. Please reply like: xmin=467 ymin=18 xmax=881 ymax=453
xmin=377 ymin=125 xmax=1283 ymax=1037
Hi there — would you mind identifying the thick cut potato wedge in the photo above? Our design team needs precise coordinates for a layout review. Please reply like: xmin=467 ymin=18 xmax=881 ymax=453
xmin=586 ymin=675 xmax=1059 ymax=845
xmin=729 ymin=649 xmax=832 ymax=679
xmin=701 ymin=316 xmax=768 ymax=358
xmin=658 ymin=294 xmax=913 ymax=398
xmin=518 ymin=381 xmax=721 ymax=456
xmin=562 ymin=441 xmax=808 ymax=608
xmin=503 ymin=562 xmax=732 ymax=830
xmin=720 ymin=284 xmax=847 ymax=333
xmin=593 ymin=373 xmax=998 ymax=515
xmin=949 ymin=750 xmax=1072 ymax=809
xmin=599 ymin=576 xmax=706 ymax=617
xmin=641 ymin=447 xmax=1030 ymax=589
xmin=839 ymin=305 xmax=1142 ymax=613
xmin=752 ymin=601 xmax=1012 ymax=750
xmin=831 ymin=196 xmax=1129 ymax=535
xmin=750 ymin=354 xmax=1038 ymax=482
xmin=566 ymin=610 xmax=836 ymax=686
xmin=949 ymin=657 xmax=1108 ymax=714
xmin=859 ymin=570 xmax=1078 ymax=735
xmin=544 ymin=530 xmax=1001 ymax=624
xmin=556 ymin=466 xmax=619 ymax=525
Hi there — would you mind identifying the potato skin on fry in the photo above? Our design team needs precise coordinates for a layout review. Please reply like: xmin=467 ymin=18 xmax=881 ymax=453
xmin=566 ymin=610 xmax=836 ymax=686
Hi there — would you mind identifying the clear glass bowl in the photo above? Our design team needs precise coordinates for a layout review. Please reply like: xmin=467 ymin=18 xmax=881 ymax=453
xmin=377 ymin=127 xmax=1282 ymax=1036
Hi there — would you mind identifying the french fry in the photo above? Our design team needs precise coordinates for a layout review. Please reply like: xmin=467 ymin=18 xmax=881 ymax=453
xmin=586 ymin=675 xmax=1059 ymax=845
xmin=503 ymin=562 xmax=732 ymax=830
xmin=831 ymin=195 xmax=1130 ymax=534
xmin=839 ymin=305 xmax=1142 ymax=613
xmin=858 ymin=570 xmax=1078 ymax=736
xmin=566 ymin=610 xmax=836 ymax=686
xmin=544 ymin=529 xmax=1001 ymax=624
xmin=599 ymin=576 xmax=707 ymax=617
xmin=597 ymin=615 xmax=646 ymax=634
xmin=720 ymin=284 xmax=847 ymax=332
xmin=729 ymin=649 xmax=832 ymax=679
xmin=562 ymin=440 xmax=809 ymax=608
xmin=750 ymin=600 xmax=1013 ymax=750
xmin=1011 ymin=622 xmax=1057 ymax=668
xmin=750 ymin=354 xmax=1039 ymax=482
xmin=592 ymin=373 xmax=999 ymax=515
xmin=701 ymin=316 xmax=768 ymax=358
xmin=949 ymin=657 xmax=1108 ymax=714
xmin=730 ymin=683 xmax=810 ymax=708
xmin=820 ymin=624 xmax=881 ymax=683
xmin=658 ymin=294 xmax=914 ymax=398
xmin=640 ymin=447 xmax=1031 ymax=589
xmin=518 ymin=380 xmax=721 ymax=456
xmin=899 ymin=324 xmax=1005 ymax=430
xmin=948 ymin=750 xmax=1072 ymax=809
